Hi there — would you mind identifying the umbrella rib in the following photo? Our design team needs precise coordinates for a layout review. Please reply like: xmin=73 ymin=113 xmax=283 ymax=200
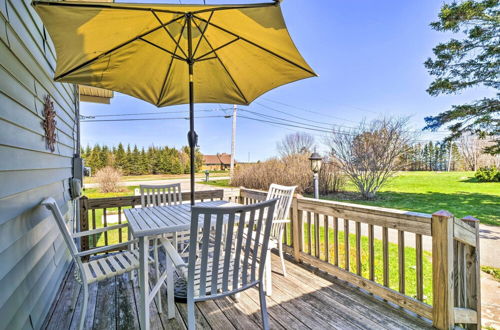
xmin=194 ymin=37 xmax=239 ymax=61
xmin=192 ymin=2 xmax=278 ymax=15
xmin=192 ymin=17 xmax=249 ymax=104
xmin=54 ymin=15 xmax=184 ymax=81
xmin=192 ymin=11 xmax=214 ymax=58
xmin=157 ymin=18 xmax=188 ymax=106
xmin=139 ymin=37 xmax=186 ymax=61
xmin=151 ymin=10 xmax=188 ymax=59
xmin=195 ymin=16 xmax=316 ymax=77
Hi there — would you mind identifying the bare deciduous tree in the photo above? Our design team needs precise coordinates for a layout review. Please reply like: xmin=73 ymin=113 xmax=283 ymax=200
xmin=325 ymin=118 xmax=414 ymax=199
xmin=277 ymin=132 xmax=315 ymax=157
xmin=458 ymin=134 xmax=500 ymax=171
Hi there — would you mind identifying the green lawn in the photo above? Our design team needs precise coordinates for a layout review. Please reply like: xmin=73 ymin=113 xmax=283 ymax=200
xmin=198 ymin=179 xmax=231 ymax=187
xmin=324 ymin=171 xmax=499 ymax=226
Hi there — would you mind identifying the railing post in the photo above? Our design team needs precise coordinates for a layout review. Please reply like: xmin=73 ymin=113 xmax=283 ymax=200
xmin=462 ymin=216 xmax=481 ymax=329
xmin=291 ymin=194 xmax=302 ymax=261
xmin=432 ymin=210 xmax=455 ymax=329
xmin=79 ymin=196 xmax=89 ymax=261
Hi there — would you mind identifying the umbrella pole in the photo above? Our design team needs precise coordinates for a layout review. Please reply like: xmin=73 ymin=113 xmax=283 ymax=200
xmin=187 ymin=13 xmax=196 ymax=206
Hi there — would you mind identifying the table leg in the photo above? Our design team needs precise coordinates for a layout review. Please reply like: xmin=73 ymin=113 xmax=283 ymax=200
xmin=265 ymin=252 xmax=272 ymax=296
xmin=139 ymin=236 xmax=150 ymax=330
xmin=166 ymin=251 xmax=175 ymax=319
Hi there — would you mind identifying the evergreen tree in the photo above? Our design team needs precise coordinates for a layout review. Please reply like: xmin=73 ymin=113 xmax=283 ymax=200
xmin=424 ymin=0 xmax=499 ymax=154
xmin=115 ymin=143 xmax=127 ymax=171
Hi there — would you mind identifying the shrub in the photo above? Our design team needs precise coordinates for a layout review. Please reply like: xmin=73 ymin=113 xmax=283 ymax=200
xmin=474 ymin=166 xmax=500 ymax=182
xmin=318 ymin=162 xmax=347 ymax=194
xmin=95 ymin=166 xmax=123 ymax=193
xmin=231 ymin=154 xmax=346 ymax=195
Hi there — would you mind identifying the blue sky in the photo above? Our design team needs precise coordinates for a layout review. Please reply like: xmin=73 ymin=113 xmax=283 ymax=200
xmin=80 ymin=0 xmax=495 ymax=161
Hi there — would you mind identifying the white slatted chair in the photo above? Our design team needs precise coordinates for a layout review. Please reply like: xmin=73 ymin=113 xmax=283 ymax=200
xmin=243 ymin=184 xmax=295 ymax=295
xmin=41 ymin=197 xmax=143 ymax=330
xmin=266 ymin=184 xmax=296 ymax=279
xmin=162 ymin=198 xmax=278 ymax=330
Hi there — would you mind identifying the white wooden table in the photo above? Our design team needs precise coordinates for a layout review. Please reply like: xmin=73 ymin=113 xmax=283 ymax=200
xmin=124 ymin=200 xmax=236 ymax=330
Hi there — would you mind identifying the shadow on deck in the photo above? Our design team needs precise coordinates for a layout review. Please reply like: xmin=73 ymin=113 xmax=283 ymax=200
xmin=42 ymin=253 xmax=432 ymax=329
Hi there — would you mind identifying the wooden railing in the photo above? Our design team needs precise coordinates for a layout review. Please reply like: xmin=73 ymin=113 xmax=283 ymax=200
xmin=80 ymin=187 xmax=481 ymax=329
xmin=79 ymin=190 xmax=225 ymax=255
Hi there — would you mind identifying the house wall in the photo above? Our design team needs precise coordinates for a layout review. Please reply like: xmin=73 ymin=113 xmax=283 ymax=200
xmin=0 ymin=1 xmax=77 ymax=329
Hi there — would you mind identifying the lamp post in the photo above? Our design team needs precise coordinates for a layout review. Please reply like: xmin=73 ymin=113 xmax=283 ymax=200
xmin=309 ymin=151 xmax=322 ymax=199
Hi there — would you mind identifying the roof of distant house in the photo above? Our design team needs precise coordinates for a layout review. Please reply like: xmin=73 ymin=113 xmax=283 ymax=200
xmin=203 ymin=153 xmax=233 ymax=165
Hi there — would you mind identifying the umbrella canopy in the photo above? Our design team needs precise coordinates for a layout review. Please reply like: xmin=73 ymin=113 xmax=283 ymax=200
xmin=33 ymin=0 xmax=316 ymax=203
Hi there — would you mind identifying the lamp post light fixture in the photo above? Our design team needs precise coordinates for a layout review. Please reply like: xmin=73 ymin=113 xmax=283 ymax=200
xmin=309 ymin=151 xmax=322 ymax=199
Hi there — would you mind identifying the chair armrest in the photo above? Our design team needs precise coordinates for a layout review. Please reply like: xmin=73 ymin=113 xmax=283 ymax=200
xmin=160 ymin=238 xmax=187 ymax=269
xmin=75 ymin=239 xmax=138 ymax=257
xmin=72 ymin=223 xmax=129 ymax=238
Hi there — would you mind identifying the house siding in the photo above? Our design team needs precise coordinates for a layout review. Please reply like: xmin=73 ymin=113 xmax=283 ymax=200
xmin=0 ymin=1 xmax=77 ymax=329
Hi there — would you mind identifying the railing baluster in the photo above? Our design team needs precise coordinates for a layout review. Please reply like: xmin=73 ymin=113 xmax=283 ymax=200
xmin=382 ymin=227 xmax=389 ymax=287
xmin=368 ymin=224 xmax=374 ymax=281
xmin=344 ymin=219 xmax=349 ymax=271
xmin=333 ymin=217 xmax=339 ymax=266
xmin=118 ymin=206 xmax=123 ymax=243
xmin=416 ymin=233 xmax=423 ymax=301
xmin=324 ymin=215 xmax=329 ymax=262
xmin=92 ymin=209 xmax=96 ymax=248
xmin=398 ymin=230 xmax=405 ymax=294
xmin=103 ymin=208 xmax=108 ymax=247
xmin=355 ymin=221 xmax=361 ymax=275
xmin=298 ymin=208 xmax=304 ymax=255
xmin=315 ymin=213 xmax=320 ymax=258
xmin=307 ymin=211 xmax=312 ymax=255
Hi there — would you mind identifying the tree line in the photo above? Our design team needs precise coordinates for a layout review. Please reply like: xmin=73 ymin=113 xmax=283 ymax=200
xmin=402 ymin=141 xmax=461 ymax=171
xmin=81 ymin=143 xmax=204 ymax=176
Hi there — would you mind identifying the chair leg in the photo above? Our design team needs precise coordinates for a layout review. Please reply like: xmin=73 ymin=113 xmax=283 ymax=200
xmin=278 ymin=241 xmax=287 ymax=277
xmin=259 ymin=282 xmax=270 ymax=330
xmin=78 ymin=282 xmax=89 ymax=330
xmin=154 ymin=239 xmax=162 ymax=313
xmin=187 ymin=297 xmax=196 ymax=330
xmin=264 ymin=252 xmax=272 ymax=296
xmin=166 ymin=255 xmax=175 ymax=319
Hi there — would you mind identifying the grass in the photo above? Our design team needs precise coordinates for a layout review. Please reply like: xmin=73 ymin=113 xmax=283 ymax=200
xmin=324 ymin=171 xmax=499 ymax=226
xmin=481 ymin=266 xmax=500 ymax=281
xmin=297 ymin=223 xmax=433 ymax=305
xmin=198 ymin=179 xmax=231 ymax=187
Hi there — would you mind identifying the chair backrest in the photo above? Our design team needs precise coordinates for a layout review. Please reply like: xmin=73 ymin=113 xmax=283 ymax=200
xmin=266 ymin=184 xmax=296 ymax=220
xmin=41 ymin=197 xmax=79 ymax=261
xmin=266 ymin=184 xmax=296 ymax=238
xmin=140 ymin=183 xmax=182 ymax=207
xmin=187 ymin=198 xmax=278 ymax=300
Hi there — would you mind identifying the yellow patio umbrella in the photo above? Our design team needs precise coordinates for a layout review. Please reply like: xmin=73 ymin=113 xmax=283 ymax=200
xmin=33 ymin=0 xmax=316 ymax=204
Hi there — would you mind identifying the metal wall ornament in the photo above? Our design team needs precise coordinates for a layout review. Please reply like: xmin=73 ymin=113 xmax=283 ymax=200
xmin=42 ymin=95 xmax=57 ymax=152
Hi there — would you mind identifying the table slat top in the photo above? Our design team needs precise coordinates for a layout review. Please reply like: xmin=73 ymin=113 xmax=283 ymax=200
xmin=124 ymin=200 xmax=236 ymax=237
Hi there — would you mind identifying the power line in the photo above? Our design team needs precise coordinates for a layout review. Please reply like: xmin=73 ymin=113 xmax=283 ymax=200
xmin=238 ymin=115 xmax=342 ymax=134
xmin=253 ymin=102 xmax=359 ymax=129
xmin=260 ymin=97 xmax=363 ymax=122
xmin=242 ymin=109 xmax=336 ymax=131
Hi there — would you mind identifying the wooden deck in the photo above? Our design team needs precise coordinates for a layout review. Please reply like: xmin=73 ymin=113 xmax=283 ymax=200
xmin=42 ymin=253 xmax=432 ymax=330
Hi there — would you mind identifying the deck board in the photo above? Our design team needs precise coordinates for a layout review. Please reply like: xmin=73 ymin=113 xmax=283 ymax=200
xmin=42 ymin=253 xmax=433 ymax=330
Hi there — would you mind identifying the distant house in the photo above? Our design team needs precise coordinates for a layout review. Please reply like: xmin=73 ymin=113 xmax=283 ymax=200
xmin=203 ymin=153 xmax=234 ymax=170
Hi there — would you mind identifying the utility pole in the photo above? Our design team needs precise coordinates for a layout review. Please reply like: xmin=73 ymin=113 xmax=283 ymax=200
xmin=230 ymin=104 xmax=237 ymax=178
